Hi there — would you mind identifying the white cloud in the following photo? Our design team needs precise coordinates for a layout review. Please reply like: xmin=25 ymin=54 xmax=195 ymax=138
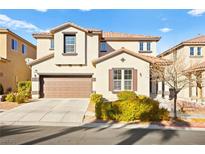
xmin=159 ymin=27 xmax=172 ymax=33
xmin=187 ymin=9 xmax=205 ymax=16
xmin=34 ymin=9 xmax=48 ymax=12
xmin=0 ymin=14 xmax=44 ymax=33
xmin=79 ymin=9 xmax=91 ymax=11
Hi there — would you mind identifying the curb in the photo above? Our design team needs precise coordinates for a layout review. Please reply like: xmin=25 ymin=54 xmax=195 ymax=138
xmin=81 ymin=122 xmax=205 ymax=131
xmin=1 ymin=120 xmax=205 ymax=131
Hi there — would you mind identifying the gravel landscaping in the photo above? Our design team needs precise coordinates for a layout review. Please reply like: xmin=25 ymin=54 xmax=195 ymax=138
xmin=0 ymin=102 xmax=20 ymax=110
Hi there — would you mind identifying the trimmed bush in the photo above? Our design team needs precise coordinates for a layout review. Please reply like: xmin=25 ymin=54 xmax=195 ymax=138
xmin=17 ymin=81 xmax=31 ymax=99
xmin=5 ymin=92 xmax=16 ymax=102
xmin=16 ymin=91 xmax=26 ymax=104
xmin=0 ymin=83 xmax=4 ymax=95
xmin=117 ymin=91 xmax=138 ymax=101
xmin=90 ymin=93 xmax=103 ymax=104
xmin=111 ymin=100 xmax=140 ymax=121
xmin=95 ymin=94 xmax=170 ymax=122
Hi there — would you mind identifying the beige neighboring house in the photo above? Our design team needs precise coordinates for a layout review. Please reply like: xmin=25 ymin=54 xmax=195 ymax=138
xmin=0 ymin=28 xmax=36 ymax=92
xmin=158 ymin=35 xmax=205 ymax=102
xmin=29 ymin=22 xmax=167 ymax=100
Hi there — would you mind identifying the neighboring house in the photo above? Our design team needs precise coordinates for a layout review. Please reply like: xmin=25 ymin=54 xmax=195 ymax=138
xmin=0 ymin=28 xmax=36 ymax=92
xmin=29 ymin=22 xmax=167 ymax=100
xmin=158 ymin=35 xmax=205 ymax=102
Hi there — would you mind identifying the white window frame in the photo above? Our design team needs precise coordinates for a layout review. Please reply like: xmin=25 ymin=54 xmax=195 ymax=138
xmin=197 ymin=47 xmax=202 ymax=56
xmin=190 ymin=47 xmax=194 ymax=56
xmin=50 ymin=39 xmax=54 ymax=50
xmin=139 ymin=42 xmax=144 ymax=51
xmin=64 ymin=35 xmax=76 ymax=53
xmin=113 ymin=69 xmax=133 ymax=91
xmin=147 ymin=42 xmax=151 ymax=51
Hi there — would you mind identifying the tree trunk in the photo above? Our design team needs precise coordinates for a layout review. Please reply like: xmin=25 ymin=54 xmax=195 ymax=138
xmin=173 ymin=92 xmax=177 ymax=119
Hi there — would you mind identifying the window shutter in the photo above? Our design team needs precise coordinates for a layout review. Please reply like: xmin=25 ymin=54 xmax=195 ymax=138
xmin=133 ymin=69 xmax=137 ymax=91
xmin=109 ymin=69 xmax=113 ymax=91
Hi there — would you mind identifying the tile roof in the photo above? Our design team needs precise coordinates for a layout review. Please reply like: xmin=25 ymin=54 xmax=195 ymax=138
xmin=185 ymin=61 xmax=205 ymax=73
xmin=183 ymin=35 xmax=205 ymax=43
xmin=93 ymin=47 xmax=171 ymax=66
xmin=28 ymin=53 xmax=54 ymax=66
xmin=32 ymin=22 xmax=160 ymax=40
xmin=158 ymin=35 xmax=205 ymax=57
xmin=102 ymin=32 xmax=160 ymax=40
xmin=33 ymin=22 xmax=102 ymax=38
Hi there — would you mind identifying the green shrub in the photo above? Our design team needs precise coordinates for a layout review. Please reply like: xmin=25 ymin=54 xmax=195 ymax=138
xmin=0 ymin=83 xmax=4 ymax=95
xmin=158 ymin=108 xmax=170 ymax=121
xmin=17 ymin=81 xmax=31 ymax=99
xmin=111 ymin=99 xmax=140 ymax=121
xmin=117 ymin=91 xmax=138 ymax=101
xmin=138 ymin=99 xmax=160 ymax=121
xmin=95 ymin=94 xmax=169 ymax=122
xmin=90 ymin=93 xmax=103 ymax=104
xmin=5 ymin=92 xmax=16 ymax=102
xmin=16 ymin=91 xmax=27 ymax=104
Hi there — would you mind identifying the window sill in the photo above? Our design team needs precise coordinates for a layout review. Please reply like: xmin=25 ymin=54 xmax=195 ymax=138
xmin=62 ymin=52 xmax=78 ymax=56
xmin=112 ymin=90 xmax=133 ymax=94
xmin=139 ymin=50 xmax=152 ymax=53
xmin=189 ymin=55 xmax=203 ymax=58
xmin=49 ymin=48 xmax=54 ymax=51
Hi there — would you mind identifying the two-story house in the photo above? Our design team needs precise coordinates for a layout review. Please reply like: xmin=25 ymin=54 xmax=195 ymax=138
xmin=29 ymin=22 xmax=167 ymax=100
xmin=158 ymin=35 xmax=205 ymax=101
xmin=0 ymin=28 xmax=36 ymax=92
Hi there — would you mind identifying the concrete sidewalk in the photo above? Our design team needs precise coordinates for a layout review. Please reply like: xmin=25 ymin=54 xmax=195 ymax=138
xmin=0 ymin=99 xmax=89 ymax=126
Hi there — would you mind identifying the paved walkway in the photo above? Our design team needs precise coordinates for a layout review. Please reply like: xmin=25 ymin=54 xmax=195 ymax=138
xmin=0 ymin=99 xmax=89 ymax=126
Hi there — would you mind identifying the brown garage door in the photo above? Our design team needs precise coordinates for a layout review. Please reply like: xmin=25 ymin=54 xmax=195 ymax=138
xmin=40 ymin=76 xmax=92 ymax=98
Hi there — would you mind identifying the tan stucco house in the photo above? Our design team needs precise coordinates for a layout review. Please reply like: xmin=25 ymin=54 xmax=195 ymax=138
xmin=158 ymin=35 xmax=205 ymax=102
xmin=29 ymin=22 xmax=167 ymax=100
xmin=0 ymin=28 xmax=36 ymax=92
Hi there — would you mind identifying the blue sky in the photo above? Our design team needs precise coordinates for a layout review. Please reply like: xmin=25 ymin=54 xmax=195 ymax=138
xmin=0 ymin=9 xmax=205 ymax=54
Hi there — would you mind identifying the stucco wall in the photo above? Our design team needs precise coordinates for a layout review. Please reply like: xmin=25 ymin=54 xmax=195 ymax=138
xmin=32 ymin=33 xmax=99 ymax=98
xmin=100 ymin=41 xmax=157 ymax=57
xmin=0 ymin=34 xmax=7 ymax=59
xmin=54 ymin=27 xmax=86 ymax=65
xmin=36 ymin=38 xmax=52 ymax=58
xmin=0 ymin=33 xmax=36 ymax=92
xmin=160 ymin=45 xmax=205 ymax=99
xmin=95 ymin=52 xmax=150 ymax=100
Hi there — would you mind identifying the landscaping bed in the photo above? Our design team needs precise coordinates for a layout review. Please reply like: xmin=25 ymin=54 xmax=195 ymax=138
xmin=0 ymin=101 xmax=20 ymax=110
xmin=89 ymin=91 xmax=169 ymax=123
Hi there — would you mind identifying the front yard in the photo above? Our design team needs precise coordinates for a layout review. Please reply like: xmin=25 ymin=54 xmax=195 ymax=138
xmin=0 ymin=101 xmax=20 ymax=111
xmin=84 ymin=91 xmax=205 ymax=129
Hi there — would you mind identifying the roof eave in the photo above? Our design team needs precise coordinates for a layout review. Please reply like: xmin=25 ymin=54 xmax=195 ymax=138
xmin=102 ymin=37 xmax=161 ymax=41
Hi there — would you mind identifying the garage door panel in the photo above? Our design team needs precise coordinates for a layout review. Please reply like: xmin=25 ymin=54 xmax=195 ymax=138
xmin=40 ymin=76 xmax=92 ymax=98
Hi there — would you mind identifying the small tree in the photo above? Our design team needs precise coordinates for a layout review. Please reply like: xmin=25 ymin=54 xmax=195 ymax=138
xmin=151 ymin=54 xmax=198 ymax=119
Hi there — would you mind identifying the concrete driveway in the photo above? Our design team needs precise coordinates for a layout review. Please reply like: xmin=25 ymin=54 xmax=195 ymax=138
xmin=0 ymin=99 xmax=89 ymax=126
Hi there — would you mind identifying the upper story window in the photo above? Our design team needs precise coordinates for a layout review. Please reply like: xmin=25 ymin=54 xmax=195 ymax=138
xmin=11 ymin=39 xmax=18 ymax=51
xmin=190 ymin=47 xmax=194 ymax=56
xmin=100 ymin=42 xmax=107 ymax=52
xmin=64 ymin=34 xmax=76 ymax=53
xmin=197 ymin=47 xmax=202 ymax=56
xmin=139 ymin=42 xmax=144 ymax=51
xmin=50 ymin=39 xmax=54 ymax=50
xmin=147 ymin=42 xmax=151 ymax=51
xmin=22 ymin=44 xmax=27 ymax=55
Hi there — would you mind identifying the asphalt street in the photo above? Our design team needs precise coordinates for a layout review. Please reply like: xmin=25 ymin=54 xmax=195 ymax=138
xmin=1 ymin=125 xmax=205 ymax=145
